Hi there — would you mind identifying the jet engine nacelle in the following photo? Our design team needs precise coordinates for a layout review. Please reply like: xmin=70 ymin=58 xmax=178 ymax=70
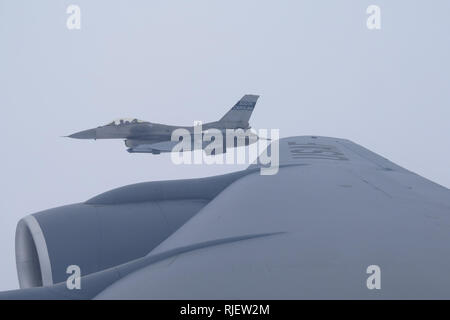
xmin=14 ymin=171 xmax=249 ymax=289
xmin=15 ymin=200 xmax=206 ymax=289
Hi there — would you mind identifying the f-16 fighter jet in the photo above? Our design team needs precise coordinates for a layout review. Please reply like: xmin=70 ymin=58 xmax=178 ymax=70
xmin=67 ymin=95 xmax=259 ymax=154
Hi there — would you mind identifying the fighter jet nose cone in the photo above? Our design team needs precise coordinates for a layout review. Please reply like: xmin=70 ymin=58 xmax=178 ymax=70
xmin=68 ymin=129 xmax=97 ymax=139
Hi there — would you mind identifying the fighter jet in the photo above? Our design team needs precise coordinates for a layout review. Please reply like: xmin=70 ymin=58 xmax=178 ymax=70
xmin=67 ymin=94 xmax=260 ymax=154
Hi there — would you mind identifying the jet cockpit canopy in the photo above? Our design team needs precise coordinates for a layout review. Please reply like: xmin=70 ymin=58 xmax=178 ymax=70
xmin=106 ymin=118 xmax=146 ymax=126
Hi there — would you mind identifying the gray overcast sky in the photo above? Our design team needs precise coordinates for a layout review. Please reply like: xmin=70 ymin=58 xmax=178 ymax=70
xmin=0 ymin=0 xmax=449 ymax=290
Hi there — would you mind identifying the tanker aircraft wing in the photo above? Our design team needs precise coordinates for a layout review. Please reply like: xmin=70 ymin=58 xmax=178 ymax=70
xmin=1 ymin=136 xmax=450 ymax=299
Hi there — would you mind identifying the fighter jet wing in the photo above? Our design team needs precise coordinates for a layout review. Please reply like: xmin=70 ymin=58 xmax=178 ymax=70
xmin=1 ymin=136 xmax=450 ymax=299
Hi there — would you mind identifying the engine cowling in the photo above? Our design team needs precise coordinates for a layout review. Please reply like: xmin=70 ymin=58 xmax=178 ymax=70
xmin=15 ymin=171 xmax=248 ymax=288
